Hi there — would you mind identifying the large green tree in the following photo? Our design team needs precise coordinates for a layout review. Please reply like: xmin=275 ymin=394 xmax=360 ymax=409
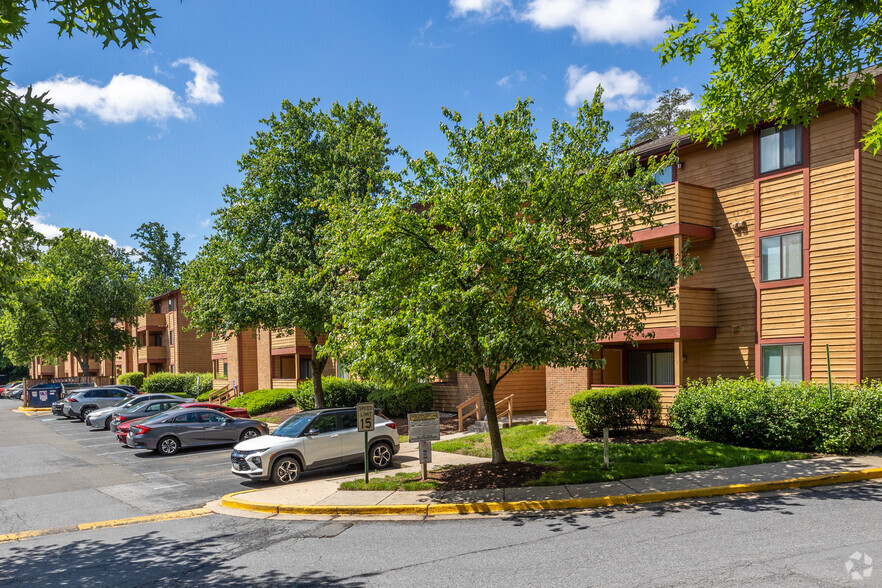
xmin=657 ymin=0 xmax=882 ymax=150
xmin=131 ymin=221 xmax=186 ymax=297
xmin=0 ymin=229 xmax=144 ymax=375
xmin=327 ymin=94 xmax=697 ymax=464
xmin=182 ymin=98 xmax=393 ymax=407
xmin=624 ymin=88 xmax=695 ymax=143
xmin=0 ymin=1 xmax=158 ymax=294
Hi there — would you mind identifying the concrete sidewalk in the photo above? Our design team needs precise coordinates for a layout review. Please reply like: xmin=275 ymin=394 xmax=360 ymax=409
xmin=210 ymin=448 xmax=882 ymax=519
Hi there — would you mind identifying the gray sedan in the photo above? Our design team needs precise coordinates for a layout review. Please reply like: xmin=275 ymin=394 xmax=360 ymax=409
xmin=110 ymin=398 xmax=188 ymax=432
xmin=125 ymin=408 xmax=269 ymax=455
xmin=86 ymin=393 xmax=183 ymax=430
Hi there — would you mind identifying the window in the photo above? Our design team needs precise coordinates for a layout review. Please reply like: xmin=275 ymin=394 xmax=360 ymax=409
xmin=761 ymin=232 xmax=802 ymax=282
xmin=169 ymin=332 xmax=174 ymax=346
xmin=762 ymin=344 xmax=803 ymax=383
xmin=223 ymin=362 xmax=228 ymax=377
xmin=628 ymin=350 xmax=675 ymax=386
xmin=300 ymin=357 xmax=313 ymax=379
xmin=169 ymin=364 xmax=175 ymax=374
xmin=153 ymin=301 xmax=162 ymax=313
xmin=168 ymin=298 xmax=175 ymax=312
xmin=340 ymin=412 xmax=357 ymax=430
xmin=174 ymin=412 xmax=199 ymax=423
xmin=309 ymin=415 xmax=338 ymax=434
xmin=759 ymin=125 xmax=803 ymax=173
xmin=336 ymin=364 xmax=350 ymax=380
xmin=653 ymin=165 xmax=673 ymax=185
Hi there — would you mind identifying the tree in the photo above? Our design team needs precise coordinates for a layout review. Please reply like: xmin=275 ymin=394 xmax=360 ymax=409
xmin=131 ymin=221 xmax=186 ymax=297
xmin=326 ymin=94 xmax=697 ymax=464
xmin=0 ymin=229 xmax=144 ymax=375
xmin=0 ymin=1 xmax=158 ymax=295
xmin=657 ymin=0 xmax=882 ymax=151
xmin=182 ymin=98 xmax=394 ymax=408
xmin=623 ymin=88 xmax=695 ymax=143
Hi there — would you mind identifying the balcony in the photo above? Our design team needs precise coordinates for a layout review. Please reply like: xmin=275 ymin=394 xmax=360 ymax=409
xmin=137 ymin=346 xmax=168 ymax=363
xmin=603 ymin=286 xmax=716 ymax=343
xmin=136 ymin=313 xmax=166 ymax=333
xmin=611 ymin=182 xmax=716 ymax=249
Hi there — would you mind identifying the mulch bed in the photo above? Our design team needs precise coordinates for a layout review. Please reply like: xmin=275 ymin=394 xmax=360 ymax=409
xmin=548 ymin=426 xmax=689 ymax=445
xmin=425 ymin=462 xmax=552 ymax=490
xmin=255 ymin=405 xmax=301 ymax=423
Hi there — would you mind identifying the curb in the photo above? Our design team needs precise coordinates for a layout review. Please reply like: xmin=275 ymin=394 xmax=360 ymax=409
xmin=16 ymin=407 xmax=52 ymax=413
xmin=219 ymin=467 xmax=882 ymax=517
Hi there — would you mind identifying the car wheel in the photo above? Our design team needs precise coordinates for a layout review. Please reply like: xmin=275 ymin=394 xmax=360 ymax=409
xmin=103 ymin=416 xmax=112 ymax=430
xmin=369 ymin=441 xmax=393 ymax=469
xmin=156 ymin=436 xmax=180 ymax=456
xmin=81 ymin=407 xmax=94 ymax=421
xmin=239 ymin=428 xmax=260 ymax=442
xmin=271 ymin=456 xmax=301 ymax=484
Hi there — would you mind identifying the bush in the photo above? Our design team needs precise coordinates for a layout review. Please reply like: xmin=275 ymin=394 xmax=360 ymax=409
xmin=291 ymin=377 xmax=379 ymax=410
xmin=227 ymin=389 xmax=298 ymax=416
xmin=118 ymin=372 xmax=144 ymax=389
xmin=669 ymin=377 xmax=882 ymax=454
xmin=142 ymin=371 xmax=213 ymax=397
xmin=569 ymin=386 xmax=662 ymax=437
xmin=367 ymin=383 xmax=435 ymax=417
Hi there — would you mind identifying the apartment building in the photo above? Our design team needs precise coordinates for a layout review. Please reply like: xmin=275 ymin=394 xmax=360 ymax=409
xmin=29 ymin=355 xmax=114 ymax=380
xmin=116 ymin=289 xmax=212 ymax=376
xmin=545 ymin=81 xmax=882 ymax=424
xmin=211 ymin=328 xmax=339 ymax=393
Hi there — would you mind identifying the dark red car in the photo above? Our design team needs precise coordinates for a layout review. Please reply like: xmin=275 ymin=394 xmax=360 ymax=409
xmin=176 ymin=402 xmax=250 ymax=418
xmin=116 ymin=418 xmax=143 ymax=443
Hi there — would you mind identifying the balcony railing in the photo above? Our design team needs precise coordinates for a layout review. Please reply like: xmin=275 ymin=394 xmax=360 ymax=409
xmin=609 ymin=181 xmax=715 ymax=238
xmin=604 ymin=286 xmax=716 ymax=343
xmin=137 ymin=346 xmax=168 ymax=363
xmin=137 ymin=313 xmax=166 ymax=332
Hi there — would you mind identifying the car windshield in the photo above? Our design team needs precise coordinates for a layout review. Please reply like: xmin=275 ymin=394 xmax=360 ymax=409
xmin=272 ymin=414 xmax=314 ymax=438
xmin=112 ymin=397 xmax=137 ymax=408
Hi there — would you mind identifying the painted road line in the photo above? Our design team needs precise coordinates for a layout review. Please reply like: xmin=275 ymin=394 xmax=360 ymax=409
xmin=0 ymin=508 xmax=213 ymax=544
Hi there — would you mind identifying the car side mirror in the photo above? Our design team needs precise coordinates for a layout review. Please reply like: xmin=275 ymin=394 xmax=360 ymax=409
xmin=306 ymin=429 xmax=319 ymax=436
xmin=225 ymin=417 xmax=234 ymax=424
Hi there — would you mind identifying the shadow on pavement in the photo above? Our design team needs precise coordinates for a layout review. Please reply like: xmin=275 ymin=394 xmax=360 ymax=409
xmin=0 ymin=529 xmax=369 ymax=587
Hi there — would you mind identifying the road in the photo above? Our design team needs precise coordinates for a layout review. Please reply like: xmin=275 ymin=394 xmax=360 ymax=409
xmin=1 ymin=400 xmax=881 ymax=586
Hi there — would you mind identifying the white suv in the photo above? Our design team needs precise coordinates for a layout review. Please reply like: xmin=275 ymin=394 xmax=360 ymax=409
xmin=230 ymin=407 xmax=400 ymax=484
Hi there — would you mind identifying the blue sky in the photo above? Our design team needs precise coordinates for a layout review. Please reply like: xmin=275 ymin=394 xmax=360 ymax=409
xmin=12 ymin=0 xmax=730 ymax=257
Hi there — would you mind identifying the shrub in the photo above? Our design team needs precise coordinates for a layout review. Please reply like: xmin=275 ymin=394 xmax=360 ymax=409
xmin=291 ymin=377 xmax=379 ymax=410
xmin=227 ymin=389 xmax=298 ymax=416
xmin=118 ymin=372 xmax=144 ymax=389
xmin=569 ymin=386 xmax=662 ymax=437
xmin=367 ymin=383 xmax=435 ymax=417
xmin=189 ymin=372 xmax=213 ymax=397
xmin=669 ymin=377 xmax=882 ymax=454
xmin=142 ymin=371 xmax=213 ymax=397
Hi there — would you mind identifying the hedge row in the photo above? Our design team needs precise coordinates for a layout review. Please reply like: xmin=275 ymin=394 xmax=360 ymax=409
xmin=669 ymin=377 xmax=882 ymax=454
xmin=226 ymin=378 xmax=435 ymax=418
xmin=226 ymin=389 xmax=298 ymax=416
xmin=118 ymin=372 xmax=144 ymax=389
xmin=142 ymin=372 xmax=213 ymax=397
xmin=569 ymin=386 xmax=662 ymax=436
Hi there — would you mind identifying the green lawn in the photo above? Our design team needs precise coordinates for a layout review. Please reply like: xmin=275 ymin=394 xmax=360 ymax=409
xmin=340 ymin=472 xmax=439 ymax=491
xmin=428 ymin=424 xmax=809 ymax=486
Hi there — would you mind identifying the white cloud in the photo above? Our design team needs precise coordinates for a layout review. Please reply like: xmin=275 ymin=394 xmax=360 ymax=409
xmin=451 ymin=0 xmax=511 ymax=17
xmin=412 ymin=19 xmax=453 ymax=49
xmin=172 ymin=58 xmax=223 ymax=105
xmin=497 ymin=70 xmax=528 ymax=87
xmin=565 ymin=66 xmax=650 ymax=110
xmin=31 ymin=216 xmax=119 ymax=247
xmin=26 ymin=74 xmax=192 ymax=124
xmin=198 ymin=216 xmax=211 ymax=229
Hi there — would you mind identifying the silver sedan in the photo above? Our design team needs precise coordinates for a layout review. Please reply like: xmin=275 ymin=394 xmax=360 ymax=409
xmin=126 ymin=408 xmax=269 ymax=455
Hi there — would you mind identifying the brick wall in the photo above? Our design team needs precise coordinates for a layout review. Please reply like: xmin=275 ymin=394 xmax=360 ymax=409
xmin=545 ymin=366 xmax=590 ymax=425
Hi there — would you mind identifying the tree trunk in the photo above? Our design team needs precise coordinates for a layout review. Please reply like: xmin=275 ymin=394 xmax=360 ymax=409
xmin=475 ymin=368 xmax=507 ymax=464
xmin=77 ymin=354 xmax=90 ymax=378
xmin=308 ymin=337 xmax=328 ymax=408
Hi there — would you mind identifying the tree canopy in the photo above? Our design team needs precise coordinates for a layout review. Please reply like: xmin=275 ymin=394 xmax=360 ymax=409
xmin=0 ymin=229 xmax=144 ymax=375
xmin=657 ymin=0 xmax=882 ymax=150
xmin=182 ymin=98 xmax=394 ymax=407
xmin=0 ymin=1 xmax=158 ymax=295
xmin=131 ymin=221 xmax=186 ymax=298
xmin=326 ymin=94 xmax=697 ymax=464
xmin=624 ymin=88 xmax=694 ymax=143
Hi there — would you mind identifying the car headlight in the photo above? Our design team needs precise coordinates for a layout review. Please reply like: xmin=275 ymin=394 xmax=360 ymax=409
xmin=252 ymin=457 xmax=262 ymax=467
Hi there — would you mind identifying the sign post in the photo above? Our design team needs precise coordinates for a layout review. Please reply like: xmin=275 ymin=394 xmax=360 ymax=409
xmin=407 ymin=412 xmax=441 ymax=481
xmin=357 ymin=402 xmax=375 ymax=484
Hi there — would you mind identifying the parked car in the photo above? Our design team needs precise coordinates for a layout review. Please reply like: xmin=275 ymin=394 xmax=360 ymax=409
xmin=126 ymin=408 xmax=269 ymax=455
xmin=86 ymin=393 xmax=183 ymax=429
xmin=110 ymin=398 xmax=189 ymax=433
xmin=230 ymin=407 xmax=400 ymax=484
xmin=62 ymin=387 xmax=135 ymax=420
xmin=175 ymin=402 xmax=250 ymax=418
xmin=2 ymin=382 xmax=22 ymax=399
xmin=114 ymin=385 xmax=140 ymax=395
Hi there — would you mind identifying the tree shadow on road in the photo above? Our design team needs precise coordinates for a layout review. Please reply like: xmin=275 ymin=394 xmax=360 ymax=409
xmin=0 ymin=527 xmax=369 ymax=587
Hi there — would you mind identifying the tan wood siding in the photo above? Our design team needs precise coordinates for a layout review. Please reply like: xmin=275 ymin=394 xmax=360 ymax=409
xmin=760 ymin=172 xmax=804 ymax=230
xmin=211 ymin=338 xmax=227 ymax=356
xmin=760 ymin=286 xmax=804 ymax=338
xmin=676 ymin=182 xmax=715 ymax=226
xmin=677 ymin=287 xmax=716 ymax=327
xmin=494 ymin=366 xmax=546 ymax=412
xmin=809 ymin=116 xmax=856 ymax=381
xmin=862 ymin=90 xmax=882 ymax=378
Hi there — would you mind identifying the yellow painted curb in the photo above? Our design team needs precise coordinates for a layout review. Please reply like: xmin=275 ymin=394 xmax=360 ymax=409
xmin=16 ymin=407 xmax=52 ymax=414
xmin=0 ymin=508 xmax=212 ymax=544
xmin=219 ymin=467 xmax=882 ymax=517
